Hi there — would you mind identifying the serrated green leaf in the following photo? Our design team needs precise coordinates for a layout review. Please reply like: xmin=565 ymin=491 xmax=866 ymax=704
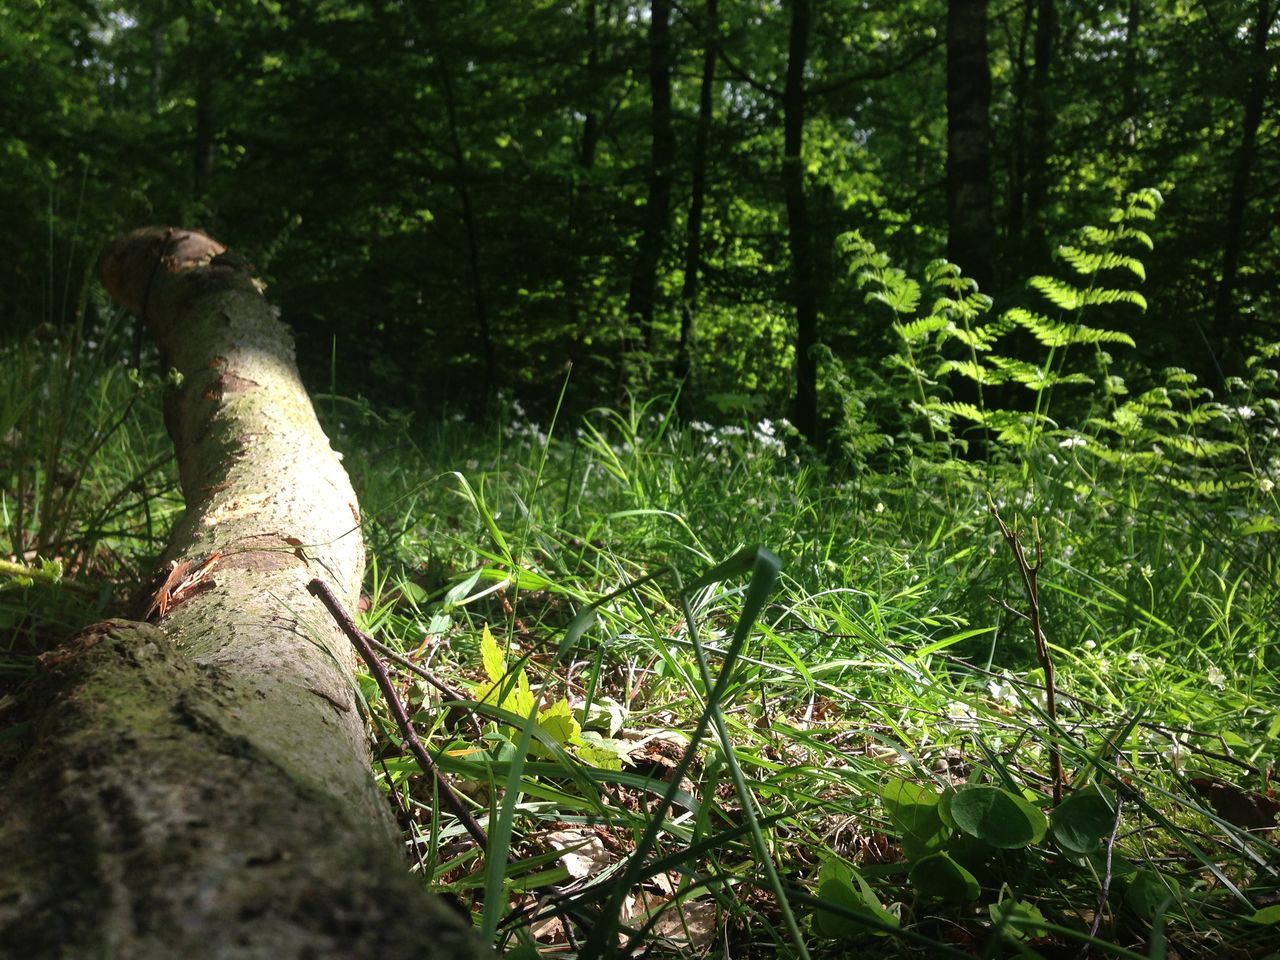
xmin=537 ymin=698 xmax=580 ymax=746
xmin=480 ymin=624 xmax=506 ymax=685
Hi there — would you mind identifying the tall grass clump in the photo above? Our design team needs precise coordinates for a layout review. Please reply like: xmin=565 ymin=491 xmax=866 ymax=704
xmin=322 ymin=190 xmax=1277 ymax=958
xmin=1 ymin=292 xmax=178 ymax=687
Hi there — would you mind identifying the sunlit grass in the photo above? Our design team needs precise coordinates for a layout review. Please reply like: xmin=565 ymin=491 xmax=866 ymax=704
xmin=322 ymin=389 xmax=1278 ymax=958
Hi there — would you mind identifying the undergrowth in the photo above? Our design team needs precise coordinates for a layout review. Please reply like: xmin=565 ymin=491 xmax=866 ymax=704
xmin=3 ymin=191 xmax=1278 ymax=958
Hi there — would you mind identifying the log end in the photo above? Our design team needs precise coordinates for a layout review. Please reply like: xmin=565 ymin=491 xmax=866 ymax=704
xmin=99 ymin=226 xmax=226 ymax=315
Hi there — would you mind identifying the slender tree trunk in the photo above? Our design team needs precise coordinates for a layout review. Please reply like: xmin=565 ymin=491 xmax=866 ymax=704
xmin=194 ymin=63 xmax=215 ymax=189
xmin=677 ymin=0 xmax=718 ymax=390
xmin=423 ymin=9 xmax=498 ymax=409
xmin=1023 ymin=0 xmax=1057 ymax=271
xmin=784 ymin=0 xmax=818 ymax=441
xmin=1004 ymin=0 xmax=1034 ymax=266
xmin=946 ymin=0 xmax=995 ymax=291
xmin=580 ymin=0 xmax=602 ymax=169
xmin=0 ymin=228 xmax=485 ymax=959
xmin=150 ymin=4 xmax=166 ymax=115
xmin=1213 ymin=0 xmax=1276 ymax=369
xmin=1122 ymin=0 xmax=1141 ymax=146
xmin=626 ymin=0 xmax=676 ymax=355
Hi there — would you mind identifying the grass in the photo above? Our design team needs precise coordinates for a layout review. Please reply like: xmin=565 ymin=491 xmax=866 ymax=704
xmin=3 ymin=313 xmax=1278 ymax=958
xmin=312 ymin=382 xmax=1278 ymax=958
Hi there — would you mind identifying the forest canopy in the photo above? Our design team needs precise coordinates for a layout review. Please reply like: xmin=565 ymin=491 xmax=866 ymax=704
xmin=2 ymin=0 xmax=1276 ymax=430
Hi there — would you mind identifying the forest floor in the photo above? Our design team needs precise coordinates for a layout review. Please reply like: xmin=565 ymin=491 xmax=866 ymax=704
xmin=3 ymin=345 xmax=1279 ymax=958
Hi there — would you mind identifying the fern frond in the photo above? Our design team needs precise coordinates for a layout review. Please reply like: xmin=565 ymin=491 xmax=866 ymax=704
xmin=986 ymin=354 xmax=1093 ymax=389
xmin=936 ymin=312 xmax=1012 ymax=351
xmin=1080 ymin=224 xmax=1154 ymax=251
xmin=1161 ymin=435 xmax=1241 ymax=458
xmin=930 ymin=291 xmax=995 ymax=322
xmin=893 ymin=315 xmax=948 ymax=343
xmin=936 ymin=359 xmax=1002 ymax=384
xmin=1007 ymin=308 xmax=1137 ymax=348
xmin=926 ymin=400 xmax=985 ymax=424
xmin=866 ymin=275 xmax=921 ymax=314
xmin=1057 ymin=244 xmax=1146 ymax=281
xmin=1028 ymin=276 xmax=1147 ymax=313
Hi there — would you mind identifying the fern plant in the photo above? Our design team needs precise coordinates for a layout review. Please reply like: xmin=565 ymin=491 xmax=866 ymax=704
xmin=831 ymin=190 xmax=1163 ymax=461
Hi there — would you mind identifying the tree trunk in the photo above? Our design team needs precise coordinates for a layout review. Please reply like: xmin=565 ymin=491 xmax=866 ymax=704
xmin=1122 ymin=0 xmax=1141 ymax=147
xmin=580 ymin=0 xmax=602 ymax=170
xmin=194 ymin=63 xmax=215 ymax=190
xmin=1004 ymin=0 xmax=1034 ymax=268
xmin=0 ymin=227 xmax=485 ymax=960
xmin=677 ymin=0 xmax=718 ymax=391
xmin=784 ymin=0 xmax=818 ymax=441
xmin=625 ymin=0 xmax=675 ymax=353
xmin=946 ymin=0 xmax=994 ymax=292
xmin=1213 ymin=0 xmax=1276 ymax=371
xmin=423 ymin=7 xmax=499 ymax=410
xmin=1023 ymin=0 xmax=1057 ymax=272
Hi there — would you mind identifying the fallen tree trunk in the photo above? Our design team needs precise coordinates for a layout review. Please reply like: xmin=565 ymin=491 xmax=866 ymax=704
xmin=0 ymin=227 xmax=486 ymax=959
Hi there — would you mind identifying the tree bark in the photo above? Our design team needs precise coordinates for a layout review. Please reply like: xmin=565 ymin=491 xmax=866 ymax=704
xmin=1022 ymin=0 xmax=1057 ymax=272
xmin=946 ymin=0 xmax=995 ymax=292
xmin=194 ymin=63 xmax=215 ymax=189
xmin=0 ymin=227 xmax=485 ymax=960
xmin=1213 ymin=0 xmax=1276 ymax=370
xmin=677 ymin=0 xmax=718 ymax=391
xmin=784 ymin=0 xmax=818 ymax=441
xmin=626 ymin=0 xmax=676 ymax=352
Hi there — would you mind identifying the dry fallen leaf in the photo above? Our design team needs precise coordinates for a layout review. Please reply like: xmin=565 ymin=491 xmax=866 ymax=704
xmin=544 ymin=829 xmax=613 ymax=879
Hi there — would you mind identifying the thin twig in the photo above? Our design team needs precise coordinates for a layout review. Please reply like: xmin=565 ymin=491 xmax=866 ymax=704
xmin=991 ymin=505 xmax=1065 ymax=804
xmin=307 ymin=577 xmax=490 ymax=850
xmin=1084 ymin=794 xmax=1125 ymax=955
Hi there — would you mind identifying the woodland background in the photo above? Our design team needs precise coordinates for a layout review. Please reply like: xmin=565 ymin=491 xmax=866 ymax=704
xmin=2 ymin=0 xmax=1276 ymax=431
xmin=4 ymin=3 xmax=1280 ymax=956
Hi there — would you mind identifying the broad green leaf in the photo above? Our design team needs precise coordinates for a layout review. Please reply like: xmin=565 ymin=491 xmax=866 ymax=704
xmin=1126 ymin=870 xmax=1180 ymax=920
xmin=880 ymin=778 xmax=950 ymax=855
xmin=1251 ymin=905 xmax=1280 ymax=925
xmin=948 ymin=786 xmax=1047 ymax=849
xmin=813 ymin=859 xmax=898 ymax=938
xmin=909 ymin=852 xmax=980 ymax=902
xmin=989 ymin=898 xmax=1047 ymax=941
xmin=1052 ymin=787 xmax=1117 ymax=854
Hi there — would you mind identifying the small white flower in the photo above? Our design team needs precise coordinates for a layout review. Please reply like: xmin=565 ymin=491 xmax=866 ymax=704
xmin=875 ymin=502 xmax=886 ymax=514
xmin=1236 ymin=406 xmax=1255 ymax=420
xmin=1083 ymin=639 xmax=1096 ymax=650
xmin=465 ymin=459 xmax=479 ymax=471
xmin=1260 ymin=477 xmax=1275 ymax=493
xmin=1059 ymin=436 xmax=1086 ymax=449
xmin=1207 ymin=665 xmax=1226 ymax=689
xmin=691 ymin=420 xmax=713 ymax=433
xmin=756 ymin=419 xmax=775 ymax=437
